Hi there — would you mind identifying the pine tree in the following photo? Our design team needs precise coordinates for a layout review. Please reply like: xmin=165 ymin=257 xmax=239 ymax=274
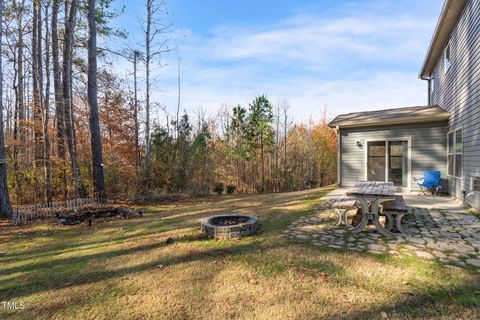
xmin=247 ymin=96 xmax=274 ymax=193
xmin=88 ymin=0 xmax=106 ymax=197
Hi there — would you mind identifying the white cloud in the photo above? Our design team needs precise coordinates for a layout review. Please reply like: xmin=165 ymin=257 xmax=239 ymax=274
xmin=108 ymin=0 xmax=441 ymax=123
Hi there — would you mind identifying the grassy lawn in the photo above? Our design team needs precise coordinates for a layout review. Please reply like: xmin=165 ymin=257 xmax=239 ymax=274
xmin=1 ymin=186 xmax=479 ymax=319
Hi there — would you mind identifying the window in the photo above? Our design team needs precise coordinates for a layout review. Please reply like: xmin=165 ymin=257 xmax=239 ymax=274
xmin=455 ymin=128 xmax=463 ymax=178
xmin=444 ymin=41 xmax=452 ymax=71
xmin=448 ymin=129 xmax=463 ymax=178
xmin=448 ymin=132 xmax=454 ymax=176
xmin=472 ymin=177 xmax=480 ymax=192
xmin=367 ymin=141 xmax=386 ymax=182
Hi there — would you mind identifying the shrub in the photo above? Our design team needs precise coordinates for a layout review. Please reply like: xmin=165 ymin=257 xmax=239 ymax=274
xmin=213 ymin=182 xmax=225 ymax=195
xmin=226 ymin=184 xmax=236 ymax=195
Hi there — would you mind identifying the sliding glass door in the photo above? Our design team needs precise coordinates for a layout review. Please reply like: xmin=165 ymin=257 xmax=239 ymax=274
xmin=367 ymin=140 xmax=409 ymax=188
xmin=367 ymin=141 xmax=386 ymax=182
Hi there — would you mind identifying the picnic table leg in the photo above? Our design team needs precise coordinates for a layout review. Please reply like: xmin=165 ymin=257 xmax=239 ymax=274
xmin=342 ymin=210 xmax=351 ymax=227
xmin=396 ymin=213 xmax=411 ymax=234
xmin=335 ymin=209 xmax=343 ymax=226
xmin=371 ymin=198 xmax=396 ymax=237
xmin=335 ymin=209 xmax=352 ymax=227
xmin=349 ymin=197 xmax=369 ymax=234
xmin=383 ymin=212 xmax=395 ymax=232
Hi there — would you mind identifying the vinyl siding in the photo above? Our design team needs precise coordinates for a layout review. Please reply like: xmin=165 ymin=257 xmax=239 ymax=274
xmin=431 ymin=0 xmax=480 ymax=209
xmin=339 ymin=122 xmax=448 ymax=189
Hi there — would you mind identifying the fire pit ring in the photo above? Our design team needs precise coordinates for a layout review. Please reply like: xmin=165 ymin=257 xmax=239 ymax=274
xmin=201 ymin=215 xmax=259 ymax=239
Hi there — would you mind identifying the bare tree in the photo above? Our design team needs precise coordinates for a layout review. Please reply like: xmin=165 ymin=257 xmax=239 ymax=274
xmin=43 ymin=0 xmax=53 ymax=203
xmin=62 ymin=0 xmax=80 ymax=197
xmin=133 ymin=50 xmax=141 ymax=170
xmin=87 ymin=0 xmax=105 ymax=196
xmin=32 ymin=0 xmax=43 ymax=204
xmin=12 ymin=0 xmax=27 ymax=200
xmin=176 ymin=49 xmax=181 ymax=141
xmin=51 ymin=0 xmax=67 ymax=197
xmin=143 ymin=0 xmax=170 ymax=198
xmin=282 ymin=100 xmax=292 ymax=191
xmin=274 ymin=103 xmax=280 ymax=192
xmin=0 ymin=0 xmax=13 ymax=218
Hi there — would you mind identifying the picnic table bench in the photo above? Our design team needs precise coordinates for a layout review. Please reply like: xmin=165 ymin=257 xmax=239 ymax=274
xmin=346 ymin=181 xmax=397 ymax=237
xmin=333 ymin=184 xmax=410 ymax=237
xmin=382 ymin=196 xmax=409 ymax=233
xmin=332 ymin=197 xmax=358 ymax=227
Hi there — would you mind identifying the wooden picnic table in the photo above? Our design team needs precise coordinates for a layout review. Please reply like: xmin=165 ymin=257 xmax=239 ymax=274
xmin=346 ymin=181 xmax=396 ymax=237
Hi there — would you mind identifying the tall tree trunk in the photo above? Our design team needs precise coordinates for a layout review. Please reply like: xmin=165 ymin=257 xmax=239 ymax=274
xmin=43 ymin=1 xmax=53 ymax=203
xmin=13 ymin=61 xmax=20 ymax=202
xmin=13 ymin=0 xmax=26 ymax=202
xmin=133 ymin=51 xmax=140 ymax=171
xmin=283 ymin=106 xmax=288 ymax=192
xmin=144 ymin=0 xmax=153 ymax=198
xmin=51 ymin=0 xmax=67 ymax=198
xmin=32 ymin=0 xmax=43 ymax=203
xmin=260 ymin=132 xmax=265 ymax=193
xmin=87 ymin=0 xmax=105 ymax=197
xmin=32 ymin=0 xmax=41 ymax=158
xmin=132 ymin=51 xmax=141 ymax=196
xmin=0 ymin=0 xmax=13 ymax=218
xmin=16 ymin=1 xmax=25 ymax=144
xmin=275 ymin=105 xmax=280 ymax=192
xmin=62 ymin=0 xmax=80 ymax=197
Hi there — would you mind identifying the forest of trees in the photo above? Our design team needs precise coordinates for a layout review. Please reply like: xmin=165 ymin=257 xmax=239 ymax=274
xmin=0 ymin=0 xmax=337 ymax=218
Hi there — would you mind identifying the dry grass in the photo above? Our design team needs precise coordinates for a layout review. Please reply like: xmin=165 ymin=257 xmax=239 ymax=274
xmin=0 ymin=186 xmax=479 ymax=319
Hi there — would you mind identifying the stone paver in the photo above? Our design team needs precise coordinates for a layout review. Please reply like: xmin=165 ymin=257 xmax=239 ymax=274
xmin=285 ymin=198 xmax=480 ymax=271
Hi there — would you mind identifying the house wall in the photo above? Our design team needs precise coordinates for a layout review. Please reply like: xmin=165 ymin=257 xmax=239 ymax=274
xmin=431 ymin=0 xmax=480 ymax=208
xmin=339 ymin=122 xmax=448 ymax=190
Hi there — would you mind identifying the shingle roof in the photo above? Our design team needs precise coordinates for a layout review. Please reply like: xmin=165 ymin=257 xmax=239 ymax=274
xmin=328 ymin=105 xmax=450 ymax=128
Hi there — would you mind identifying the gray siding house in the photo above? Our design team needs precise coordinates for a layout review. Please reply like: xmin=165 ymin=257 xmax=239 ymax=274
xmin=329 ymin=0 xmax=480 ymax=209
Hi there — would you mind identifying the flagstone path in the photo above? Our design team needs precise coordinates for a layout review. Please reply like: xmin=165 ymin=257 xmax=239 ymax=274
xmin=285 ymin=200 xmax=480 ymax=271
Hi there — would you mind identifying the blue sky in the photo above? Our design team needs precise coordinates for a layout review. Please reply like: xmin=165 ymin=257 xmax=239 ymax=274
xmin=107 ymin=0 xmax=444 ymax=122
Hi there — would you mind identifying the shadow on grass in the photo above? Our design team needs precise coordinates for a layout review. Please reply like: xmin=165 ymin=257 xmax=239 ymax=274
xmin=0 ymin=237 xmax=294 ymax=301
xmin=1 ymin=188 xmax=326 ymax=266
xmin=336 ymin=278 xmax=480 ymax=319
xmin=0 ymin=197 xmax=332 ymax=304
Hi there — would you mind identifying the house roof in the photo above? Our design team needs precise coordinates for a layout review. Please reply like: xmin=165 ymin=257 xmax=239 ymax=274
xmin=419 ymin=0 xmax=467 ymax=79
xmin=328 ymin=105 xmax=450 ymax=128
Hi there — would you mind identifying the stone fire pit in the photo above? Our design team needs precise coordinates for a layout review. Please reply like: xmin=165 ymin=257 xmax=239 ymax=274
xmin=201 ymin=215 xmax=259 ymax=239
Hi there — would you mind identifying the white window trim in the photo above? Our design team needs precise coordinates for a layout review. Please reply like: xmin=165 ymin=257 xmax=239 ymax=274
xmin=363 ymin=137 xmax=412 ymax=191
xmin=471 ymin=176 xmax=480 ymax=193
xmin=447 ymin=128 xmax=463 ymax=179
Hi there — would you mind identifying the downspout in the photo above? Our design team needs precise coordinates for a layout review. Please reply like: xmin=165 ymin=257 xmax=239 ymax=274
xmin=420 ymin=76 xmax=432 ymax=106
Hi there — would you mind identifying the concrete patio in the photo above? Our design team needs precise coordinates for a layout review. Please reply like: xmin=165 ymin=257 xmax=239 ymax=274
xmin=322 ymin=187 xmax=466 ymax=211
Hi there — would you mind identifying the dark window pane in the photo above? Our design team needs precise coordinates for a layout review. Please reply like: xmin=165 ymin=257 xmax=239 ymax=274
xmin=448 ymin=155 xmax=454 ymax=176
xmin=368 ymin=157 xmax=385 ymax=181
xmin=368 ymin=141 xmax=386 ymax=156
xmin=389 ymin=157 xmax=402 ymax=169
xmin=455 ymin=129 xmax=463 ymax=153
xmin=368 ymin=141 xmax=386 ymax=182
xmin=445 ymin=43 xmax=451 ymax=70
xmin=455 ymin=154 xmax=463 ymax=178
xmin=474 ymin=177 xmax=480 ymax=192
xmin=389 ymin=144 xmax=402 ymax=157
xmin=448 ymin=132 xmax=454 ymax=153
